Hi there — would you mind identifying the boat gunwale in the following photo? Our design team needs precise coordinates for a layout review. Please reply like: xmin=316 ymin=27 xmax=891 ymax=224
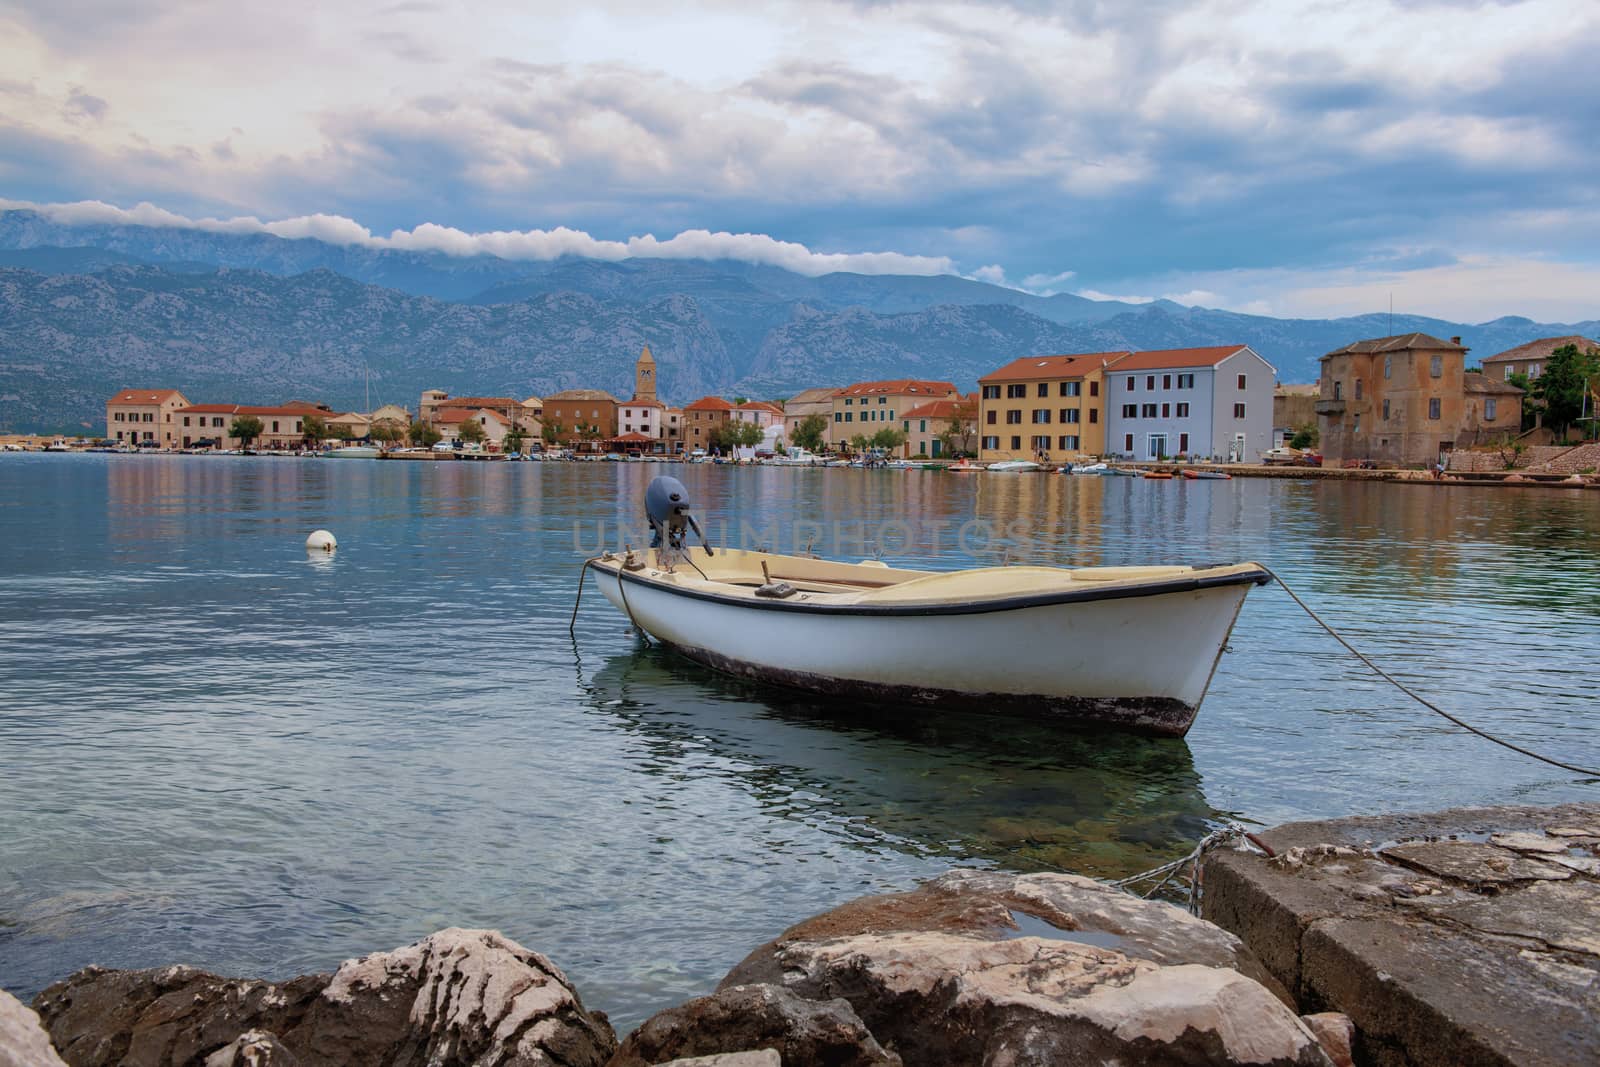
xmin=590 ymin=557 xmax=1271 ymax=617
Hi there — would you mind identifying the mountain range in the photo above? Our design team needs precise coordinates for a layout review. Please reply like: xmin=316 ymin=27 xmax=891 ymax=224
xmin=1 ymin=208 xmax=1595 ymax=433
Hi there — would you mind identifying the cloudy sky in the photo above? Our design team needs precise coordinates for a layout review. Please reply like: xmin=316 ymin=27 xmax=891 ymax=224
xmin=2 ymin=0 xmax=1598 ymax=320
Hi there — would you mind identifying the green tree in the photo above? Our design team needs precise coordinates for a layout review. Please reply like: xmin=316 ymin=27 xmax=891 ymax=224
xmin=229 ymin=414 xmax=264 ymax=450
xmin=1536 ymin=344 xmax=1600 ymax=438
xmin=369 ymin=419 xmax=403 ymax=447
xmin=541 ymin=421 xmax=563 ymax=445
xmin=409 ymin=419 xmax=442 ymax=448
xmin=503 ymin=426 xmax=526 ymax=454
xmin=330 ymin=422 xmax=355 ymax=441
xmin=458 ymin=418 xmax=486 ymax=445
xmin=732 ymin=396 xmax=749 ymax=406
xmin=870 ymin=426 xmax=907 ymax=452
xmin=793 ymin=413 xmax=827 ymax=452
xmin=849 ymin=433 xmax=869 ymax=452
xmin=300 ymin=413 xmax=327 ymax=447
xmin=1507 ymin=371 xmax=1537 ymax=431
xmin=1289 ymin=423 xmax=1319 ymax=450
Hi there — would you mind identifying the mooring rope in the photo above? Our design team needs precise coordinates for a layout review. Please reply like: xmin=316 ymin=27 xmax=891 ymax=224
xmin=1261 ymin=564 xmax=1600 ymax=779
xmin=1109 ymin=822 xmax=1272 ymax=914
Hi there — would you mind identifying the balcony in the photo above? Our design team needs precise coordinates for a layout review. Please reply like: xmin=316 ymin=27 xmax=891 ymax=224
xmin=1315 ymin=399 xmax=1346 ymax=416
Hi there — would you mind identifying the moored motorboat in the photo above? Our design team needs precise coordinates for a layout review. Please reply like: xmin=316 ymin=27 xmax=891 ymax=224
xmin=946 ymin=459 xmax=985 ymax=472
xmin=986 ymin=460 xmax=1041 ymax=473
xmin=324 ymin=445 xmax=381 ymax=459
xmin=1182 ymin=469 xmax=1232 ymax=480
xmin=581 ymin=477 xmax=1271 ymax=736
xmin=1143 ymin=470 xmax=1174 ymax=480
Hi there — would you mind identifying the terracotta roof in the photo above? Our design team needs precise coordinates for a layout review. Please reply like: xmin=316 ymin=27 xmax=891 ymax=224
xmin=1323 ymin=333 xmax=1464 ymax=358
xmin=837 ymin=379 xmax=958 ymax=397
xmin=979 ymin=352 xmax=1130 ymax=383
xmin=1111 ymin=346 xmax=1254 ymax=372
xmin=108 ymin=388 xmax=185 ymax=405
xmin=434 ymin=407 xmax=509 ymax=425
xmin=621 ymin=398 xmax=665 ymax=408
xmin=685 ymin=396 xmax=735 ymax=411
xmin=545 ymin=389 xmax=619 ymax=402
xmin=237 ymin=405 xmax=327 ymax=417
xmin=1481 ymin=335 xmax=1599 ymax=365
xmin=902 ymin=396 xmax=975 ymax=420
xmin=737 ymin=401 xmax=784 ymax=413
xmin=175 ymin=403 xmax=241 ymax=414
xmin=1463 ymin=372 xmax=1524 ymax=396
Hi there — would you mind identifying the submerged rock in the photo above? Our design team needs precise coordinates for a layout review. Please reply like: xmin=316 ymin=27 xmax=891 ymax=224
xmin=33 ymin=928 xmax=616 ymax=1067
xmin=1 ymin=988 xmax=68 ymax=1067
xmin=716 ymin=870 xmax=1329 ymax=1066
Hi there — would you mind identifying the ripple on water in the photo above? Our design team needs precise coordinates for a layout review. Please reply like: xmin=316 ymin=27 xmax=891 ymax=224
xmin=0 ymin=455 xmax=1596 ymax=1028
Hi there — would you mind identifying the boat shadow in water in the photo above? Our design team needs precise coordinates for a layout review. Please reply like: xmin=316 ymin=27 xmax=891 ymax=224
xmin=580 ymin=646 xmax=1226 ymax=882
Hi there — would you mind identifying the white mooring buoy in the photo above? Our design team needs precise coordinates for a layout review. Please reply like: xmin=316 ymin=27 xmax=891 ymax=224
xmin=306 ymin=529 xmax=337 ymax=552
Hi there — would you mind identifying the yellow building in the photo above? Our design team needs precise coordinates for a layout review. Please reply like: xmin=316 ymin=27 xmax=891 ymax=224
xmin=106 ymin=388 xmax=192 ymax=446
xmin=976 ymin=352 xmax=1127 ymax=463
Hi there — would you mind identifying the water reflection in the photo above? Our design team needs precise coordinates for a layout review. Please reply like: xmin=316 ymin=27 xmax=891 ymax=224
xmin=583 ymin=648 xmax=1220 ymax=879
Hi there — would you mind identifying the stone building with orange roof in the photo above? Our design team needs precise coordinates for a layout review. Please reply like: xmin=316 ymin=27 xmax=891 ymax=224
xmin=901 ymin=394 xmax=978 ymax=459
xmin=683 ymin=396 xmax=734 ymax=452
xmin=828 ymin=379 xmax=958 ymax=449
xmin=105 ymin=388 xmax=191 ymax=446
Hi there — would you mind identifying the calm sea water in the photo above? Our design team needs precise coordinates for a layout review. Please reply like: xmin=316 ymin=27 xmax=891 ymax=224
xmin=2 ymin=454 xmax=1597 ymax=1025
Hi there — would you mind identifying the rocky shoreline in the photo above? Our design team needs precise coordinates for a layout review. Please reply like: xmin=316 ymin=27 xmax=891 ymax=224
xmin=4 ymin=804 xmax=1594 ymax=1067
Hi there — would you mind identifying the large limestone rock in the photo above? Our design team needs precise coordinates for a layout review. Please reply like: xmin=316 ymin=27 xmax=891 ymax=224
xmin=1202 ymin=803 xmax=1600 ymax=1067
xmin=717 ymin=870 xmax=1331 ymax=1066
xmin=33 ymin=928 xmax=616 ymax=1067
xmin=609 ymin=983 xmax=898 ymax=1066
xmin=1 ymin=987 xmax=69 ymax=1067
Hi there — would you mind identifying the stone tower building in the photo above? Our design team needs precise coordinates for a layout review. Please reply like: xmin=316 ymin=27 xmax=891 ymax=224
xmin=635 ymin=345 xmax=657 ymax=403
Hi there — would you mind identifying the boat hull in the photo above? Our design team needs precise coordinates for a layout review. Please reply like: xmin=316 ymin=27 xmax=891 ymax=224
xmin=588 ymin=560 xmax=1257 ymax=735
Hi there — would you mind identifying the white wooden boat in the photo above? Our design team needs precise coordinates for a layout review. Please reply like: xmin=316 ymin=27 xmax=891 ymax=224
xmin=324 ymin=445 xmax=381 ymax=459
xmin=585 ymin=546 xmax=1269 ymax=735
xmin=986 ymin=460 xmax=1040 ymax=473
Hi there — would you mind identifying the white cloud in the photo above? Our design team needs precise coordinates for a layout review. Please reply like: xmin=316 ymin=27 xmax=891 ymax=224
xmin=7 ymin=198 xmax=956 ymax=276
xmin=1075 ymin=289 xmax=1155 ymax=304
xmin=969 ymin=264 xmax=1008 ymax=285
xmin=1020 ymin=269 xmax=1077 ymax=294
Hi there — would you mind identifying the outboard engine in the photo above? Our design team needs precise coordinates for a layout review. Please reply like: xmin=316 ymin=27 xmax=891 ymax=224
xmin=645 ymin=476 xmax=714 ymax=563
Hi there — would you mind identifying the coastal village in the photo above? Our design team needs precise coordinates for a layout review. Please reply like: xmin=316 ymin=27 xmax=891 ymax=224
xmin=50 ymin=331 xmax=1596 ymax=477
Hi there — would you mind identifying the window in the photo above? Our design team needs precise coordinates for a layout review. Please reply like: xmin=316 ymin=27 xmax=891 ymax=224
xmin=1237 ymin=374 xmax=1247 ymax=389
xmin=1233 ymin=403 xmax=1246 ymax=418
xmin=1141 ymin=403 xmax=1157 ymax=418
xmin=1032 ymin=409 xmax=1051 ymax=424
xmin=1176 ymin=402 xmax=1189 ymax=417
xmin=878 ymin=396 xmax=887 ymax=404
xmin=1333 ymin=381 xmax=1342 ymax=400
xmin=1031 ymin=435 xmax=1050 ymax=451
xmin=1161 ymin=403 xmax=1170 ymax=418
xmin=844 ymin=412 xmax=852 ymax=422
xmin=1124 ymin=434 xmax=1134 ymax=451
xmin=1179 ymin=432 xmax=1189 ymax=453
xmin=1177 ymin=373 xmax=1194 ymax=389
xmin=1089 ymin=409 xmax=1098 ymax=423
xmin=1089 ymin=381 xmax=1099 ymax=397
xmin=982 ymin=435 xmax=999 ymax=450
xmin=986 ymin=410 xmax=997 ymax=424
xmin=272 ymin=421 xmax=280 ymax=432
xmin=1146 ymin=375 xmax=1156 ymax=391
xmin=1354 ymin=380 xmax=1362 ymax=400
xmin=834 ymin=412 xmax=841 ymax=423
xmin=1007 ymin=384 xmax=1027 ymax=398
xmin=1062 ymin=408 xmax=1080 ymax=424
xmin=1504 ymin=366 xmax=1514 ymax=381
xmin=1060 ymin=381 xmax=1081 ymax=397
xmin=1428 ymin=398 xmax=1441 ymax=420
xmin=919 ymin=419 xmax=927 ymax=432
xmin=1384 ymin=356 xmax=1392 ymax=379
xmin=1037 ymin=383 xmax=1049 ymax=398
xmin=982 ymin=385 xmax=1000 ymax=399
xmin=213 ymin=417 xmax=223 ymax=428
xmin=1382 ymin=399 xmax=1391 ymax=420
xmin=1006 ymin=410 xmax=1022 ymax=424
xmin=845 ymin=398 xmax=852 ymax=406
xmin=1353 ymin=415 xmax=1361 ymax=432
xmin=1126 ymin=376 xmax=1136 ymax=390
xmin=1485 ymin=398 xmax=1497 ymax=421
xmin=1010 ymin=435 xmax=1022 ymax=450
xmin=1430 ymin=356 xmax=1442 ymax=378
xmin=1162 ymin=374 xmax=1171 ymax=389
xmin=1530 ymin=363 xmax=1542 ymax=379
xmin=144 ymin=412 xmax=154 ymax=422
xmin=1058 ymin=435 xmax=1080 ymax=450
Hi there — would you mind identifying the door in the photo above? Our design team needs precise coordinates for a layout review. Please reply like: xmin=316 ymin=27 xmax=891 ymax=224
xmin=1147 ymin=433 xmax=1167 ymax=460
xmin=1231 ymin=433 xmax=1246 ymax=462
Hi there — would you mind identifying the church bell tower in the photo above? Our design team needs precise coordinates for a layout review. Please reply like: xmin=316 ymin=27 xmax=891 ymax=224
xmin=635 ymin=345 xmax=657 ymax=402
